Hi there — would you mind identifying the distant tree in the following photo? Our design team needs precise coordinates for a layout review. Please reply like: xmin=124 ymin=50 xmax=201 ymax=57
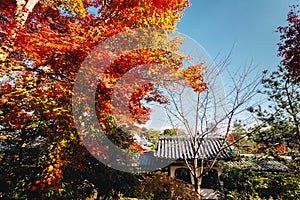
xmin=162 ymin=128 xmax=186 ymax=136
xmin=230 ymin=120 xmax=253 ymax=153
xmin=142 ymin=128 xmax=161 ymax=142
xmin=277 ymin=5 xmax=300 ymax=82
xmin=162 ymin=128 xmax=176 ymax=136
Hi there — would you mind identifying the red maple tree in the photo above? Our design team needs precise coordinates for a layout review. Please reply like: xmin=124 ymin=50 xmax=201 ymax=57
xmin=278 ymin=5 xmax=300 ymax=82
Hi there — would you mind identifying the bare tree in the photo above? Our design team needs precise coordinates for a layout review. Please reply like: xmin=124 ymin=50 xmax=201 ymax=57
xmin=161 ymin=53 xmax=261 ymax=198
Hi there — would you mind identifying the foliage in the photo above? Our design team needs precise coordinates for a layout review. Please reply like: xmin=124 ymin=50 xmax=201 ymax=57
xmin=249 ymin=65 xmax=300 ymax=167
xmin=247 ymin=6 xmax=300 ymax=175
xmin=277 ymin=5 xmax=300 ymax=82
xmin=215 ymin=167 xmax=300 ymax=200
xmin=162 ymin=128 xmax=186 ymax=136
xmin=223 ymin=8 xmax=300 ymax=200
xmin=142 ymin=128 xmax=161 ymax=142
xmin=134 ymin=172 xmax=198 ymax=200
xmin=0 ymin=140 xmax=139 ymax=199
xmin=229 ymin=120 xmax=255 ymax=153
xmin=0 ymin=0 xmax=207 ymax=198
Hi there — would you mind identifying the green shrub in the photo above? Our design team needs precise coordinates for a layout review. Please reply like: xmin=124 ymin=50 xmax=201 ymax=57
xmin=215 ymin=167 xmax=300 ymax=200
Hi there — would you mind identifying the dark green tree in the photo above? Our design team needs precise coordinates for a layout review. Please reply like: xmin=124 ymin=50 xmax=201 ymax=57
xmin=250 ymin=66 xmax=300 ymax=167
xmin=249 ymin=5 xmax=300 ymax=171
xmin=230 ymin=120 xmax=254 ymax=153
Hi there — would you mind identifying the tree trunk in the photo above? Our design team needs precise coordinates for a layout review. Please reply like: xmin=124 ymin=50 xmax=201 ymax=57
xmin=194 ymin=158 xmax=205 ymax=199
xmin=16 ymin=0 xmax=39 ymax=26
xmin=194 ymin=176 xmax=202 ymax=199
xmin=0 ymin=0 xmax=39 ymax=61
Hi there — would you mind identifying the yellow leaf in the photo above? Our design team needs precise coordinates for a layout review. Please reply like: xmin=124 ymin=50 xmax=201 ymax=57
xmin=48 ymin=165 xmax=54 ymax=172
xmin=2 ymin=97 xmax=8 ymax=103
xmin=60 ymin=139 xmax=67 ymax=147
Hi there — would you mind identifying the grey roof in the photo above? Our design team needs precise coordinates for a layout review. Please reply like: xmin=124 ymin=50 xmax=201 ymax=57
xmin=138 ymin=152 xmax=172 ymax=170
xmin=138 ymin=137 xmax=290 ymax=172
xmin=154 ymin=136 xmax=235 ymax=160
xmin=225 ymin=157 xmax=290 ymax=172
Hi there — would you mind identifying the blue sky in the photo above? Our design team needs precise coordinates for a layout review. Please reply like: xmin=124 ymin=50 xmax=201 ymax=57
xmin=141 ymin=0 xmax=300 ymax=130
xmin=177 ymin=0 xmax=299 ymax=72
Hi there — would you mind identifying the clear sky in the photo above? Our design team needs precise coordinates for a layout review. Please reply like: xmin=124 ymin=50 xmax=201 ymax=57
xmin=142 ymin=0 xmax=299 ymax=130
xmin=136 ymin=1 xmax=300 ymax=130
xmin=177 ymin=0 xmax=299 ymax=72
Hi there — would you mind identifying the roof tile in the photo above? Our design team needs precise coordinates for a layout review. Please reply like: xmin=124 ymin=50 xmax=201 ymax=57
xmin=154 ymin=136 xmax=235 ymax=160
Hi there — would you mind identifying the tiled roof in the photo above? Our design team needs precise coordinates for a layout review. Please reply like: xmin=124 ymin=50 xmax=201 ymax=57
xmin=138 ymin=137 xmax=290 ymax=172
xmin=138 ymin=152 xmax=172 ymax=170
xmin=154 ymin=136 xmax=235 ymax=160
xmin=225 ymin=156 xmax=290 ymax=172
